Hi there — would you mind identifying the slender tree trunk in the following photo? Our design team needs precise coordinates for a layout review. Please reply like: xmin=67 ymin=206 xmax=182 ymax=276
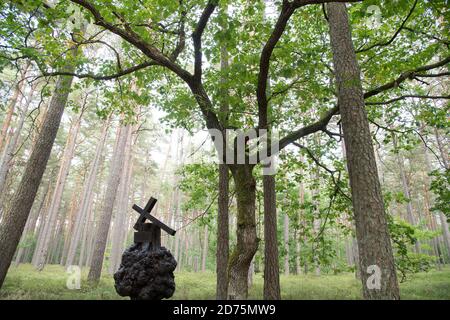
xmin=283 ymin=213 xmax=289 ymax=276
xmin=15 ymin=174 xmax=52 ymax=265
xmin=87 ymin=123 xmax=129 ymax=283
xmin=217 ymin=162 xmax=229 ymax=298
xmin=0 ymin=84 xmax=35 ymax=194
xmin=35 ymin=112 xmax=82 ymax=270
xmin=311 ymin=144 xmax=321 ymax=276
xmin=80 ymin=194 xmax=95 ymax=267
xmin=109 ymin=126 xmax=133 ymax=274
xmin=0 ymin=62 xmax=29 ymax=153
xmin=172 ymin=130 xmax=184 ymax=263
xmin=201 ymin=225 xmax=209 ymax=272
xmin=425 ymin=136 xmax=450 ymax=260
xmin=60 ymin=176 xmax=82 ymax=265
xmin=32 ymin=175 xmax=57 ymax=266
xmin=421 ymin=133 xmax=449 ymax=263
xmin=216 ymin=4 xmax=230 ymax=299
xmin=392 ymin=134 xmax=421 ymax=253
xmin=434 ymin=128 xmax=449 ymax=169
xmin=228 ymin=164 xmax=258 ymax=300
xmin=262 ymin=174 xmax=281 ymax=299
xmin=296 ymin=157 xmax=305 ymax=275
xmin=260 ymin=0 xmax=281 ymax=300
xmin=65 ymin=119 xmax=110 ymax=268
xmin=0 ymin=56 xmax=76 ymax=288
xmin=327 ymin=2 xmax=400 ymax=299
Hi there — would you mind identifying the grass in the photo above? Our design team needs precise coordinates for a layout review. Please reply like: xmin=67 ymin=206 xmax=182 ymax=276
xmin=1 ymin=264 xmax=449 ymax=300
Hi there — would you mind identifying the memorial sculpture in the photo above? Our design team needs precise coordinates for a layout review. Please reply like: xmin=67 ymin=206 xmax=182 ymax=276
xmin=114 ymin=197 xmax=177 ymax=300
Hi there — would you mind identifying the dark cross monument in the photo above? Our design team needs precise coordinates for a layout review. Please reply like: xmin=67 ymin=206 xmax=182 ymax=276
xmin=132 ymin=197 xmax=176 ymax=248
xmin=113 ymin=197 xmax=177 ymax=300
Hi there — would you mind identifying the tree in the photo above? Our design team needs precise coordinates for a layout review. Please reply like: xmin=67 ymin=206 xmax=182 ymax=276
xmin=109 ymin=123 xmax=134 ymax=273
xmin=0 ymin=62 xmax=29 ymax=153
xmin=326 ymin=2 xmax=400 ymax=299
xmin=34 ymin=108 xmax=84 ymax=270
xmin=87 ymin=123 xmax=129 ymax=283
xmin=0 ymin=81 xmax=37 ymax=194
xmin=65 ymin=117 xmax=110 ymax=268
xmin=0 ymin=54 xmax=76 ymax=287
xmin=216 ymin=4 xmax=230 ymax=300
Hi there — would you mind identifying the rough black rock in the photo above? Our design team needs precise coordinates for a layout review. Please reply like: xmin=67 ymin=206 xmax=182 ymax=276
xmin=113 ymin=243 xmax=177 ymax=300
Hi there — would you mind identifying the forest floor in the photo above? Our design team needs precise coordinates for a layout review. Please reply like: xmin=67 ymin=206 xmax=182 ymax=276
xmin=1 ymin=264 xmax=450 ymax=300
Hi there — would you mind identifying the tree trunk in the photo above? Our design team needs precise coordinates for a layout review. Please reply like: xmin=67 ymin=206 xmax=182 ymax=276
xmin=34 ymin=112 xmax=82 ymax=270
xmin=216 ymin=163 xmax=229 ymax=298
xmin=172 ymin=130 xmax=184 ymax=262
xmin=392 ymin=134 xmax=421 ymax=253
xmin=201 ymin=224 xmax=209 ymax=272
xmin=327 ymin=2 xmax=400 ymax=299
xmin=0 ymin=57 xmax=75 ymax=288
xmin=262 ymin=174 xmax=281 ymax=299
xmin=284 ymin=213 xmax=289 ymax=276
xmin=15 ymin=174 xmax=52 ymax=265
xmin=66 ymin=119 xmax=110 ymax=268
xmin=216 ymin=4 xmax=230 ymax=298
xmin=0 ymin=83 xmax=35 ymax=194
xmin=228 ymin=164 xmax=258 ymax=300
xmin=0 ymin=62 xmax=29 ymax=153
xmin=87 ymin=123 xmax=129 ymax=283
xmin=311 ymin=145 xmax=321 ymax=276
xmin=296 ymin=158 xmax=305 ymax=275
xmin=434 ymin=128 xmax=449 ymax=169
xmin=109 ymin=125 xmax=133 ymax=274
xmin=60 ymin=175 xmax=82 ymax=265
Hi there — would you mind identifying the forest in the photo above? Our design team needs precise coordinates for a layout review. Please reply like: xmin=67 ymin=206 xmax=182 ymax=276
xmin=0 ymin=0 xmax=449 ymax=301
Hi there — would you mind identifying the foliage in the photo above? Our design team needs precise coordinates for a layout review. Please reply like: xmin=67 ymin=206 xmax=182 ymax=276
xmin=430 ymin=169 xmax=450 ymax=220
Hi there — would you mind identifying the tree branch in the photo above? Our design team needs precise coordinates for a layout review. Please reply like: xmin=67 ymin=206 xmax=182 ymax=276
xmin=366 ymin=94 xmax=450 ymax=106
xmin=364 ymin=56 xmax=450 ymax=99
xmin=192 ymin=0 xmax=217 ymax=82
xmin=38 ymin=60 xmax=156 ymax=81
xmin=71 ymin=0 xmax=192 ymax=82
xmin=356 ymin=0 xmax=417 ymax=53
xmin=278 ymin=105 xmax=339 ymax=151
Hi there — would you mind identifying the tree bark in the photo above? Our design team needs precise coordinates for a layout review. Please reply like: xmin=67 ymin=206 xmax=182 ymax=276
xmin=87 ymin=123 xmax=129 ymax=283
xmin=327 ymin=2 xmax=400 ymax=299
xmin=422 ymin=132 xmax=450 ymax=260
xmin=34 ymin=111 xmax=82 ymax=270
xmin=392 ymin=134 xmax=421 ymax=253
xmin=296 ymin=156 xmax=305 ymax=275
xmin=65 ymin=119 xmax=110 ymax=267
xmin=228 ymin=164 xmax=258 ymax=300
xmin=0 ymin=62 xmax=29 ymax=153
xmin=0 ymin=57 xmax=75 ymax=288
xmin=201 ymin=224 xmax=209 ymax=272
xmin=434 ymin=128 xmax=449 ymax=170
xmin=262 ymin=174 xmax=281 ymax=299
xmin=217 ymin=162 xmax=229 ymax=298
xmin=109 ymin=125 xmax=133 ymax=273
xmin=284 ymin=212 xmax=289 ymax=276
xmin=0 ymin=83 xmax=35 ymax=194
xmin=216 ymin=4 xmax=230 ymax=299
xmin=261 ymin=0 xmax=281 ymax=300
xmin=60 ymin=174 xmax=83 ymax=265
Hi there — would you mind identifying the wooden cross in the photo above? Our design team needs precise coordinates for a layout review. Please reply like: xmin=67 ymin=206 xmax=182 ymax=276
xmin=132 ymin=197 xmax=176 ymax=248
